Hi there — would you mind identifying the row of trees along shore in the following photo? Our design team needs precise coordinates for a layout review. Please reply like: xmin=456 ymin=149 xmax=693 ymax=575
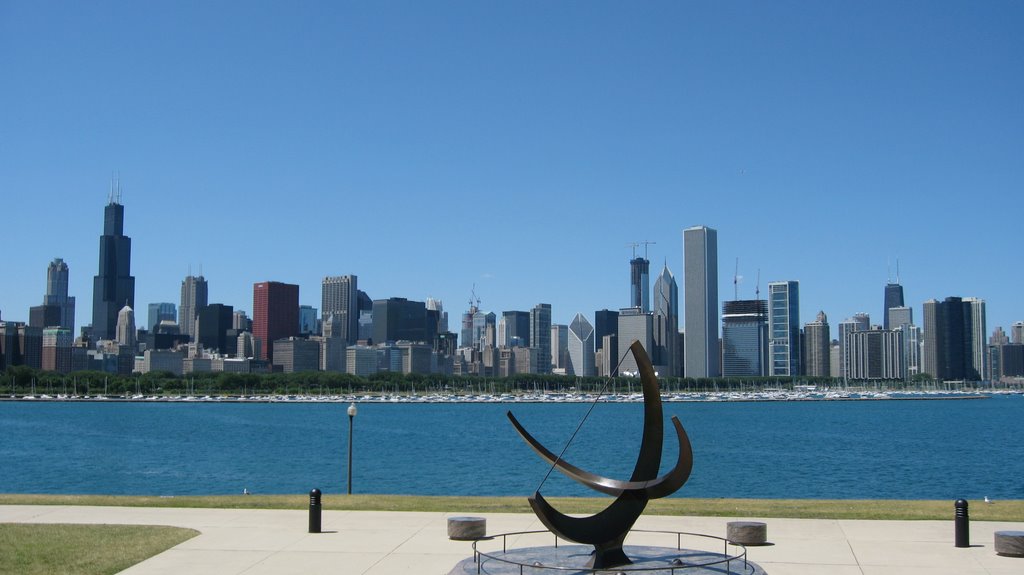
xmin=2 ymin=365 xmax=1010 ymax=397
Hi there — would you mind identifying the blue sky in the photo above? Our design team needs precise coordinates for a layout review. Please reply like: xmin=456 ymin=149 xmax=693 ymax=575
xmin=1 ymin=1 xmax=1022 ymax=336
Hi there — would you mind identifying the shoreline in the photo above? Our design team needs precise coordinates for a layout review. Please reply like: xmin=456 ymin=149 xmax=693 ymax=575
xmin=0 ymin=390 xmax=1011 ymax=404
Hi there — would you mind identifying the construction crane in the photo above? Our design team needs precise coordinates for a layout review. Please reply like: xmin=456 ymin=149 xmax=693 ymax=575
xmin=468 ymin=284 xmax=480 ymax=311
xmin=626 ymin=240 xmax=657 ymax=259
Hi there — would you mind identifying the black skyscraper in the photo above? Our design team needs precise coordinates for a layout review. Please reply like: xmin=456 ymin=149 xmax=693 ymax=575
xmin=91 ymin=191 xmax=135 ymax=341
xmin=883 ymin=282 xmax=904 ymax=330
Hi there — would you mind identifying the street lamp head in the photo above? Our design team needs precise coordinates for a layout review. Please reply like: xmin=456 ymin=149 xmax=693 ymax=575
xmin=347 ymin=402 xmax=357 ymax=417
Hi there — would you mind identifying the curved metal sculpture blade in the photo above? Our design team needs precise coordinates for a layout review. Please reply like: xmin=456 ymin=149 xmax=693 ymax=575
xmin=506 ymin=340 xmax=694 ymax=569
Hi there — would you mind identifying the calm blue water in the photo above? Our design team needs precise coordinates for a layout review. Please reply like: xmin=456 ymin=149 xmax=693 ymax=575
xmin=1 ymin=396 xmax=1021 ymax=500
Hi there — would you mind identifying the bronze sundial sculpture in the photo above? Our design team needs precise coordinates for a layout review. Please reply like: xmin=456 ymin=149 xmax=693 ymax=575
xmin=506 ymin=340 xmax=694 ymax=569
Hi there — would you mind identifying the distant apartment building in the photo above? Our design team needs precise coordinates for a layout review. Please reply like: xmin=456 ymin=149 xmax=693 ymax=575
xmin=846 ymin=328 xmax=904 ymax=380
xmin=802 ymin=311 xmax=831 ymax=377
xmin=923 ymin=297 xmax=986 ymax=381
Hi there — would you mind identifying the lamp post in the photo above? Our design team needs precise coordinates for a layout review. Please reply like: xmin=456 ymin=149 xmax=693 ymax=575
xmin=347 ymin=402 xmax=357 ymax=494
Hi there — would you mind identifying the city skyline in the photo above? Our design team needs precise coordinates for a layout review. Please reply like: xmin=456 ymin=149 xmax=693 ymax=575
xmin=2 ymin=2 xmax=1022 ymax=335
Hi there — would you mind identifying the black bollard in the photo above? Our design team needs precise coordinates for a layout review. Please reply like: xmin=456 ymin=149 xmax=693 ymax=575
xmin=309 ymin=488 xmax=322 ymax=533
xmin=954 ymin=499 xmax=969 ymax=548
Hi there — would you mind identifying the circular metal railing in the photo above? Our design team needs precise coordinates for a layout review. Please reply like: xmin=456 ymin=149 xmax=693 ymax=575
xmin=469 ymin=529 xmax=749 ymax=574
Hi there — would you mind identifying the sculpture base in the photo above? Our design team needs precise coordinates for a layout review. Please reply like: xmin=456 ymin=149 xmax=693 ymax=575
xmin=448 ymin=545 xmax=768 ymax=574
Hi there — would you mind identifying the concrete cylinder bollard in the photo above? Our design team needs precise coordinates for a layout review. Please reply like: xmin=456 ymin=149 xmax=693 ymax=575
xmin=954 ymin=499 xmax=969 ymax=548
xmin=309 ymin=488 xmax=322 ymax=533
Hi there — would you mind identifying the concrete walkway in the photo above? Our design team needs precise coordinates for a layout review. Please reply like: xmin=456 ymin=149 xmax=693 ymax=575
xmin=2 ymin=505 xmax=1021 ymax=574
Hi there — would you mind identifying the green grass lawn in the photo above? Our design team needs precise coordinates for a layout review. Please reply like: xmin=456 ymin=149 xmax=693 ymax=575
xmin=1 ymin=493 xmax=1021 ymax=521
xmin=0 ymin=523 xmax=197 ymax=575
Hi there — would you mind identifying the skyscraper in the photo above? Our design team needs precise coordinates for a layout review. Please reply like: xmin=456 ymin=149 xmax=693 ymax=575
xmin=299 ymin=305 xmax=319 ymax=335
xmin=883 ymin=282 xmax=905 ymax=330
xmin=147 ymin=302 xmax=176 ymax=332
xmin=252 ymin=281 xmax=299 ymax=363
xmin=180 ymin=275 xmax=208 ymax=339
xmin=594 ymin=309 xmax=619 ymax=353
xmin=115 ymin=304 xmax=136 ymax=348
xmin=551 ymin=324 xmax=568 ymax=370
xmin=321 ymin=275 xmax=359 ymax=344
xmin=502 ymin=311 xmax=531 ymax=347
xmin=567 ymin=313 xmax=596 ymax=376
xmin=617 ymin=307 xmax=654 ymax=376
xmin=803 ymin=311 xmax=831 ymax=377
xmin=1013 ymin=321 xmax=1024 ymax=345
xmin=963 ymin=297 xmax=988 ymax=381
xmin=371 ymin=297 xmax=428 ymax=344
xmin=652 ymin=263 xmax=679 ymax=376
xmin=197 ymin=303 xmax=234 ymax=354
xmin=923 ymin=297 xmax=985 ymax=381
xmin=838 ymin=313 xmax=870 ymax=380
xmin=630 ymin=256 xmax=650 ymax=312
xmin=768 ymin=280 xmax=800 ymax=376
xmin=44 ymin=258 xmax=75 ymax=334
xmin=91 ymin=183 xmax=135 ymax=341
xmin=721 ymin=299 xmax=768 ymax=377
xmin=529 ymin=303 xmax=552 ymax=374
xmin=683 ymin=225 xmax=719 ymax=378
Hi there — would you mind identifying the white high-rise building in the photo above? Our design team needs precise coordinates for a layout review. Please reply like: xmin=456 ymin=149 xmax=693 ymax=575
xmin=567 ymin=313 xmax=595 ymax=377
xmin=115 ymin=304 xmax=136 ymax=348
xmin=964 ymin=297 xmax=988 ymax=380
xmin=683 ymin=226 xmax=719 ymax=378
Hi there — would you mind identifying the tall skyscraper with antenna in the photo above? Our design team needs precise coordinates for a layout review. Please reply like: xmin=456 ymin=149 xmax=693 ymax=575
xmin=180 ymin=272 xmax=208 ymax=338
xmin=883 ymin=261 xmax=905 ymax=330
xmin=91 ymin=176 xmax=135 ymax=341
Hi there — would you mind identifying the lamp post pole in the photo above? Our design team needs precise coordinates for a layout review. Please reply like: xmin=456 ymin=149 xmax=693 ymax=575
xmin=347 ymin=402 xmax=357 ymax=495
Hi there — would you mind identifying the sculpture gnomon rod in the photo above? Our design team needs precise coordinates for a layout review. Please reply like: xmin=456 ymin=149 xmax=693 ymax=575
xmin=507 ymin=340 xmax=694 ymax=569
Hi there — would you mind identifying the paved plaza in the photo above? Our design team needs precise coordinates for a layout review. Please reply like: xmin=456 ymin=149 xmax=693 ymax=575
xmin=1 ymin=505 xmax=1021 ymax=574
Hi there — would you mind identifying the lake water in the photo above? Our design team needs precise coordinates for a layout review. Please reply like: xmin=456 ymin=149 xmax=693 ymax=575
xmin=1 ymin=396 xmax=1021 ymax=500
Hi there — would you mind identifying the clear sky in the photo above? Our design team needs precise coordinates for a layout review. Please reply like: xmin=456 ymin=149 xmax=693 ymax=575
xmin=1 ymin=1 xmax=1022 ymax=337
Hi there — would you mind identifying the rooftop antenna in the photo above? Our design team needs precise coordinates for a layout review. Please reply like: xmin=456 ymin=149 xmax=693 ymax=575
xmin=755 ymin=269 xmax=761 ymax=300
xmin=896 ymin=258 xmax=901 ymax=284
xmin=887 ymin=257 xmax=891 ymax=284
